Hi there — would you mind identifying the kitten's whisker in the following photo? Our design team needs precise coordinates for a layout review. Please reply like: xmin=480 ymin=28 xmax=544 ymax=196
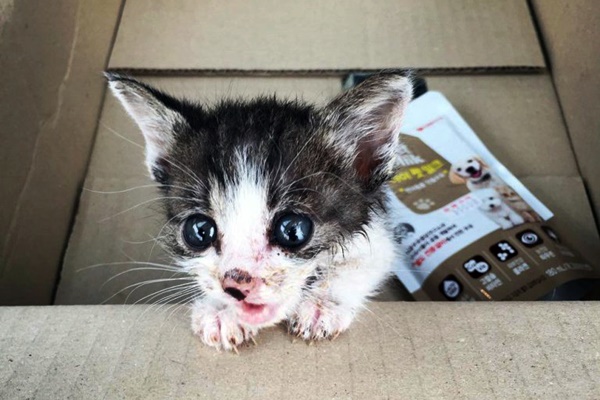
xmin=163 ymin=301 xmax=194 ymax=326
xmin=134 ymin=285 xmax=198 ymax=309
xmin=279 ymin=171 xmax=329 ymax=193
xmin=281 ymin=170 xmax=372 ymax=204
xmin=98 ymin=196 xmax=197 ymax=223
xmin=279 ymin=130 xmax=320 ymax=182
xmin=156 ymin=299 xmax=197 ymax=333
xmin=285 ymin=200 xmax=324 ymax=224
xmin=101 ymin=267 xmax=187 ymax=290
xmin=267 ymin=134 xmax=285 ymax=187
xmin=83 ymin=183 xmax=196 ymax=195
xmin=101 ymin=122 xmax=144 ymax=149
xmin=120 ymin=235 xmax=167 ymax=245
xmin=150 ymin=289 xmax=199 ymax=312
xmin=161 ymin=291 xmax=199 ymax=311
xmin=147 ymin=209 xmax=193 ymax=262
xmin=138 ymin=287 xmax=200 ymax=320
xmin=101 ymin=277 xmax=194 ymax=304
xmin=164 ymin=157 xmax=206 ymax=190
xmin=358 ymin=303 xmax=404 ymax=339
xmin=101 ymin=123 xmax=205 ymax=192
xmin=77 ymin=260 xmax=183 ymax=273
xmin=135 ymin=289 xmax=199 ymax=324
xmin=126 ymin=281 xmax=198 ymax=307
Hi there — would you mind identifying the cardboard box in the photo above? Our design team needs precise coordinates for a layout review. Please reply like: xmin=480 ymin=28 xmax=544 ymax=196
xmin=110 ymin=0 xmax=545 ymax=72
xmin=530 ymin=0 xmax=600 ymax=225
xmin=0 ymin=0 xmax=123 ymax=305
xmin=1 ymin=0 xmax=600 ymax=397
xmin=2 ymin=303 xmax=600 ymax=398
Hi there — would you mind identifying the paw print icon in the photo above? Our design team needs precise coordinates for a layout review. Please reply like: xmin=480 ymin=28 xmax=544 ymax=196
xmin=413 ymin=198 xmax=435 ymax=211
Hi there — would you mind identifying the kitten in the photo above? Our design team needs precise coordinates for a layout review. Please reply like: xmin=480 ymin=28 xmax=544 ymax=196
xmin=107 ymin=71 xmax=413 ymax=351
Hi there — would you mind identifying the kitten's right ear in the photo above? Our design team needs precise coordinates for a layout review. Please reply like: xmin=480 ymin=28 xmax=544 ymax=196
xmin=105 ymin=72 xmax=188 ymax=182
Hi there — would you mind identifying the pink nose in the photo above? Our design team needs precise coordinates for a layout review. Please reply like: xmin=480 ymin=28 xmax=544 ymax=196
xmin=221 ymin=268 xmax=259 ymax=301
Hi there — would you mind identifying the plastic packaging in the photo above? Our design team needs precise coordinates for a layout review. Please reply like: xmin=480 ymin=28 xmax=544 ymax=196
xmin=386 ymin=91 xmax=599 ymax=300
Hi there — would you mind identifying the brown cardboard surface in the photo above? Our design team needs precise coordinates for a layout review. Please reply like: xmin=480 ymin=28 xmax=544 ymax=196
xmin=2 ymin=303 xmax=600 ymax=399
xmin=56 ymin=74 xmax=599 ymax=305
xmin=426 ymin=74 xmax=579 ymax=178
xmin=531 ymin=0 xmax=600 ymax=223
xmin=109 ymin=0 xmax=544 ymax=72
xmin=0 ymin=0 xmax=123 ymax=304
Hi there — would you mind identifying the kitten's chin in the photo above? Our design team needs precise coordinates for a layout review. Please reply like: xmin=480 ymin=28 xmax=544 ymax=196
xmin=237 ymin=301 xmax=281 ymax=326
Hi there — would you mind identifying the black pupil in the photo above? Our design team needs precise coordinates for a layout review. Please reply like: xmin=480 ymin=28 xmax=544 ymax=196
xmin=184 ymin=215 xmax=216 ymax=249
xmin=275 ymin=214 xmax=312 ymax=248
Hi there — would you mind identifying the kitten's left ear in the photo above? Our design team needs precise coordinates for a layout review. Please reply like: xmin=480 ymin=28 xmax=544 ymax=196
xmin=324 ymin=71 xmax=413 ymax=188
xmin=105 ymin=72 xmax=190 ymax=182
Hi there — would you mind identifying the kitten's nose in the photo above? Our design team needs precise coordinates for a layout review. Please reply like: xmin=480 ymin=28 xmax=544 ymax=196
xmin=221 ymin=268 xmax=258 ymax=301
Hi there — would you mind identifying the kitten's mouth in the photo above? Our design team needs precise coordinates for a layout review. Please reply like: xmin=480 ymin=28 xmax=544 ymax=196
xmin=238 ymin=301 xmax=279 ymax=325
xmin=221 ymin=278 xmax=280 ymax=325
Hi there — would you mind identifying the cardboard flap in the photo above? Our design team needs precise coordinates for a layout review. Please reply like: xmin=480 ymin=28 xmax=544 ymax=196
xmin=2 ymin=303 xmax=600 ymax=398
xmin=531 ymin=0 xmax=600 ymax=223
xmin=109 ymin=0 xmax=545 ymax=72
xmin=0 ymin=0 xmax=123 ymax=305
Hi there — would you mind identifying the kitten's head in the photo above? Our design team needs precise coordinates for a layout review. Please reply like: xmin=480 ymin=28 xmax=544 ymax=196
xmin=107 ymin=71 xmax=412 ymax=327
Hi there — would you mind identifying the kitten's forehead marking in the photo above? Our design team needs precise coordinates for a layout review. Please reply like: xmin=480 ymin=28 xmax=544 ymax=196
xmin=211 ymin=150 xmax=270 ymax=256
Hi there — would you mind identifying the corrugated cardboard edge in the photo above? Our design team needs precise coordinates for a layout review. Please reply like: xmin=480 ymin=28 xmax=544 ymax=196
xmin=1 ymin=303 xmax=600 ymax=399
xmin=106 ymin=66 xmax=547 ymax=77
xmin=0 ymin=0 xmax=125 ymax=305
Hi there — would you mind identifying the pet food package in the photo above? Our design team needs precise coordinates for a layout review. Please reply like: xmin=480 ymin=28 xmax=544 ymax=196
xmin=387 ymin=91 xmax=599 ymax=301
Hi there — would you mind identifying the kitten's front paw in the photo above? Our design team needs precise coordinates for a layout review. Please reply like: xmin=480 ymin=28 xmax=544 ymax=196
xmin=191 ymin=304 xmax=257 ymax=352
xmin=288 ymin=300 xmax=355 ymax=341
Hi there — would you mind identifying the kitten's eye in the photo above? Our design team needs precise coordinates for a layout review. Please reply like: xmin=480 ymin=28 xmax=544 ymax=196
xmin=457 ymin=167 xmax=462 ymax=172
xmin=467 ymin=159 xmax=473 ymax=163
xmin=182 ymin=214 xmax=217 ymax=250
xmin=273 ymin=214 xmax=313 ymax=249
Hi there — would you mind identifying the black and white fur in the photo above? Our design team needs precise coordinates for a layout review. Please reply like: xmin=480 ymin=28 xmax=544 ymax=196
xmin=107 ymin=71 xmax=412 ymax=351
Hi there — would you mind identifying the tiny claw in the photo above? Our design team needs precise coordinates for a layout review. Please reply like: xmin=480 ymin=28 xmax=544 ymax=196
xmin=291 ymin=337 xmax=297 ymax=344
xmin=332 ymin=331 xmax=341 ymax=341
xmin=308 ymin=340 xmax=314 ymax=346
xmin=232 ymin=345 xmax=239 ymax=355
xmin=250 ymin=336 xmax=258 ymax=346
